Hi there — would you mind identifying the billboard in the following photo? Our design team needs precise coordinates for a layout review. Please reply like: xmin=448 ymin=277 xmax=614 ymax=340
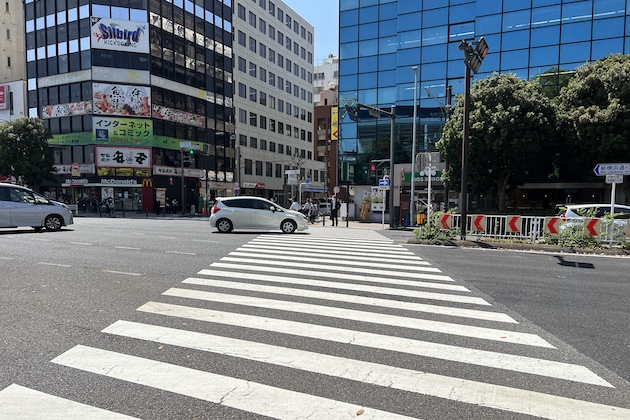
xmin=42 ymin=101 xmax=92 ymax=119
xmin=331 ymin=106 xmax=338 ymax=141
xmin=152 ymin=105 xmax=206 ymax=127
xmin=0 ymin=85 xmax=8 ymax=110
xmin=90 ymin=18 xmax=149 ymax=54
xmin=95 ymin=146 xmax=152 ymax=169
xmin=93 ymin=116 xmax=153 ymax=145
xmin=93 ymin=83 xmax=151 ymax=117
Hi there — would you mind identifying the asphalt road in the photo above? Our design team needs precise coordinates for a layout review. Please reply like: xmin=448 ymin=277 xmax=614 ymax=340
xmin=1 ymin=218 xmax=629 ymax=419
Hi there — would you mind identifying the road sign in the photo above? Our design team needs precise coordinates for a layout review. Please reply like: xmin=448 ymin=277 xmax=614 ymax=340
xmin=471 ymin=214 xmax=486 ymax=232
xmin=333 ymin=186 xmax=340 ymax=194
xmin=544 ymin=217 xmax=561 ymax=234
xmin=439 ymin=214 xmax=452 ymax=229
xmin=507 ymin=216 xmax=522 ymax=233
xmin=179 ymin=141 xmax=192 ymax=148
xmin=606 ymin=175 xmax=623 ymax=184
xmin=378 ymin=178 xmax=389 ymax=187
xmin=593 ymin=163 xmax=630 ymax=176
xmin=584 ymin=217 xmax=601 ymax=236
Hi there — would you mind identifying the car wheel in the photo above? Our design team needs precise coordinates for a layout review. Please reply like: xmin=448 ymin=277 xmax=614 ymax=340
xmin=44 ymin=215 xmax=63 ymax=231
xmin=281 ymin=219 xmax=297 ymax=234
xmin=216 ymin=218 xmax=233 ymax=233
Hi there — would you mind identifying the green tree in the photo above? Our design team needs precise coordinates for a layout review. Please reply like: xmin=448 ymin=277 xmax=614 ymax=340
xmin=437 ymin=73 xmax=557 ymax=210
xmin=0 ymin=117 xmax=56 ymax=188
xmin=555 ymin=54 xmax=630 ymax=182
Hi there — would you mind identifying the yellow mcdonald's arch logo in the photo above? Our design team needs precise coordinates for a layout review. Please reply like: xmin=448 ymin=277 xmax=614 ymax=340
xmin=142 ymin=178 xmax=153 ymax=187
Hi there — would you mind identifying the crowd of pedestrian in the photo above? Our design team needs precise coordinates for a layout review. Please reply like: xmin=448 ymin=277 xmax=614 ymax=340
xmin=288 ymin=196 xmax=340 ymax=226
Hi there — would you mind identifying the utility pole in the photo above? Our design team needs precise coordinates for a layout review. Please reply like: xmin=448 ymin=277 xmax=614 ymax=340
xmin=458 ymin=37 xmax=488 ymax=239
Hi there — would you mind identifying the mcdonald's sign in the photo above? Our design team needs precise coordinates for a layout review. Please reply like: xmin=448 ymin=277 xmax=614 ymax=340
xmin=141 ymin=178 xmax=153 ymax=188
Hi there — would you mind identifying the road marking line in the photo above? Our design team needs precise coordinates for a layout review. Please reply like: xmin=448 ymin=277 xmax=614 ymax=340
xmin=52 ymin=345 xmax=415 ymax=420
xmin=166 ymin=251 xmax=197 ymax=255
xmin=190 ymin=239 xmax=219 ymax=243
xmin=0 ymin=384 xmax=137 ymax=419
xmin=114 ymin=246 xmax=141 ymax=250
xmin=182 ymin=277 xmax=514 ymax=323
xmin=219 ymin=257 xmax=449 ymax=280
xmin=197 ymin=269 xmax=486 ymax=305
xmin=37 ymin=262 xmax=72 ymax=267
xmin=102 ymin=270 xmax=143 ymax=276
xmin=252 ymin=238 xmax=411 ymax=253
xmin=229 ymin=251 xmax=433 ymax=271
xmin=0 ymin=256 xmax=15 ymax=260
xmin=138 ymin=302 xmax=610 ymax=386
xmin=241 ymin=243 xmax=424 ymax=260
xmin=267 ymin=236 xmax=395 ymax=245
xmin=70 ymin=242 xmax=93 ymax=246
xmin=164 ymin=288 xmax=544 ymax=346
xmin=104 ymin=321 xmax=630 ymax=419
xmin=236 ymin=246 xmax=429 ymax=264
xmin=157 ymin=235 xmax=177 ymax=239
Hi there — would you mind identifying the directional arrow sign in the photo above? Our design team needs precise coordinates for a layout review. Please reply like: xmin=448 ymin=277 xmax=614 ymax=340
xmin=472 ymin=214 xmax=486 ymax=232
xmin=584 ymin=218 xmax=601 ymax=236
xmin=593 ymin=163 xmax=630 ymax=176
xmin=507 ymin=216 xmax=522 ymax=233
xmin=439 ymin=214 xmax=452 ymax=229
xmin=544 ymin=217 xmax=560 ymax=234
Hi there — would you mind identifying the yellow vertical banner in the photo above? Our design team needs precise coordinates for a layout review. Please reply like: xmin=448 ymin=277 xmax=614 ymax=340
xmin=331 ymin=107 xmax=338 ymax=141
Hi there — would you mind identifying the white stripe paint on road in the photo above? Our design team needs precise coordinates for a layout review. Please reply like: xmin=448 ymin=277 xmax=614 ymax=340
xmin=163 ymin=288 xmax=547 ymax=346
xmin=236 ymin=246 xmax=430 ymax=264
xmin=0 ymin=384 xmax=138 ymax=419
xmin=228 ymin=251 xmax=433 ymax=271
xmin=197 ymin=269 xmax=488 ymax=305
xmin=251 ymin=238 xmax=415 ymax=255
xmin=182 ymin=277 xmax=515 ymax=323
xmin=218 ymin=257 xmax=449 ymax=279
xmin=37 ymin=262 xmax=72 ymax=268
xmin=241 ymin=243 xmax=424 ymax=260
xmin=102 ymin=270 xmax=143 ymax=276
xmin=138 ymin=302 xmax=610 ymax=386
xmin=104 ymin=321 xmax=630 ymax=420
xmin=52 ymin=345 xmax=416 ymax=420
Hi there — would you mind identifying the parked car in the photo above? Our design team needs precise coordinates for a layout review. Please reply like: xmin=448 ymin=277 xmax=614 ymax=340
xmin=210 ymin=196 xmax=308 ymax=233
xmin=0 ymin=182 xmax=74 ymax=231
xmin=318 ymin=202 xmax=331 ymax=216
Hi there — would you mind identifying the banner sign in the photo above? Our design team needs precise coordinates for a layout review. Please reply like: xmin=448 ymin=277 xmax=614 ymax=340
xmin=42 ymin=101 xmax=92 ymax=119
xmin=90 ymin=18 xmax=149 ymax=53
xmin=94 ymin=116 xmax=153 ymax=145
xmin=49 ymin=132 xmax=95 ymax=145
xmin=331 ymin=106 xmax=338 ymax=141
xmin=93 ymin=83 xmax=151 ymax=117
xmin=370 ymin=186 xmax=385 ymax=212
xmin=95 ymin=146 xmax=152 ymax=169
xmin=152 ymin=105 xmax=206 ymax=127
xmin=0 ymin=85 xmax=8 ymax=110
xmin=153 ymin=165 xmax=205 ymax=178
xmin=54 ymin=163 xmax=95 ymax=175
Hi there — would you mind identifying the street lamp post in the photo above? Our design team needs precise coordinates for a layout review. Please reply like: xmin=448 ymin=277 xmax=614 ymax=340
xmin=410 ymin=66 xmax=418 ymax=227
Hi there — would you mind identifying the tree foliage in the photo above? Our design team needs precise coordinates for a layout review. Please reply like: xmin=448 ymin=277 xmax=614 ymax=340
xmin=555 ymin=54 xmax=630 ymax=181
xmin=0 ymin=117 xmax=56 ymax=188
xmin=437 ymin=73 xmax=556 ymax=210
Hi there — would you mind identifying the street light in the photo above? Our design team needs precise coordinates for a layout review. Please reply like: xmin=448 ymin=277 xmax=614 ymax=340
xmin=410 ymin=66 xmax=419 ymax=227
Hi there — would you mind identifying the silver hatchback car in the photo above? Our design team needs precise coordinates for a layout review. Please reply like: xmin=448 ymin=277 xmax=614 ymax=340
xmin=0 ymin=182 xmax=74 ymax=231
xmin=210 ymin=196 xmax=308 ymax=233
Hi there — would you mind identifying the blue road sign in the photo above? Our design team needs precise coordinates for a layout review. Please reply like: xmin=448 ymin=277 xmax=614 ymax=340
xmin=378 ymin=178 xmax=389 ymax=187
xmin=593 ymin=163 xmax=630 ymax=176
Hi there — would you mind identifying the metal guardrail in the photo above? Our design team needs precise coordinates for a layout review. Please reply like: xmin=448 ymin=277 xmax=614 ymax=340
xmin=435 ymin=214 xmax=629 ymax=244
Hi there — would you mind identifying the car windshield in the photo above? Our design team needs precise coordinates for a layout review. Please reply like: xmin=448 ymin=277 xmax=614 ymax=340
xmin=33 ymin=192 xmax=51 ymax=204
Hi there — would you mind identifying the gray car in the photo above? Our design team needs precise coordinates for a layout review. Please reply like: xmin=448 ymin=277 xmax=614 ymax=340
xmin=0 ymin=182 xmax=74 ymax=231
xmin=210 ymin=196 xmax=308 ymax=233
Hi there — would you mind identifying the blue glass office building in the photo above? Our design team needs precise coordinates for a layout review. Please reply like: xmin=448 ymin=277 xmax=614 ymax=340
xmin=338 ymin=0 xmax=630 ymax=189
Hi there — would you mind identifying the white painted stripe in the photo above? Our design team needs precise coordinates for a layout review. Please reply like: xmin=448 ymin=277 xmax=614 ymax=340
xmin=0 ymin=256 xmax=14 ymax=260
xmin=182 ymin=277 xmax=515 ymax=323
xmin=163 ymin=288 xmax=545 ymax=346
xmin=52 ymin=345 xmax=415 ymax=420
xmin=197 ymin=269 xmax=487 ymax=305
xmin=138 ymin=302 xmax=610 ymax=386
xmin=228 ymin=251 xmax=433 ymax=271
xmin=166 ymin=251 xmax=197 ymax=255
xmin=252 ymin=238 xmax=411 ymax=253
xmin=102 ymin=270 xmax=143 ymax=276
xmin=219 ymin=257 xmax=447 ymax=279
xmin=37 ymin=262 xmax=72 ymax=268
xmin=157 ymin=235 xmax=177 ymax=239
xmin=70 ymin=242 xmax=93 ymax=246
xmin=104 ymin=321 xmax=629 ymax=419
xmin=242 ymin=243 xmax=423 ymax=260
xmin=190 ymin=239 xmax=219 ymax=243
xmin=269 ymin=236 xmax=395 ymax=245
xmin=0 ymin=384 xmax=137 ymax=419
xmin=114 ymin=246 xmax=141 ymax=250
xmin=236 ymin=246 xmax=429 ymax=264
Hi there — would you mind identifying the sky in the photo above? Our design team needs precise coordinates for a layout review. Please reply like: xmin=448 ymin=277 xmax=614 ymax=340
xmin=282 ymin=0 xmax=339 ymax=65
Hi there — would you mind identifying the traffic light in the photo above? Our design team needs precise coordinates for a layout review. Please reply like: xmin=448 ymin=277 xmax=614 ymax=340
xmin=169 ymin=177 xmax=173 ymax=185
xmin=189 ymin=149 xmax=194 ymax=155
xmin=370 ymin=164 xmax=376 ymax=179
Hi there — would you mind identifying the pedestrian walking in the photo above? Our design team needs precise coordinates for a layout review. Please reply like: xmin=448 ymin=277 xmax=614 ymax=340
xmin=330 ymin=196 xmax=339 ymax=226
xmin=172 ymin=198 xmax=179 ymax=215
xmin=289 ymin=197 xmax=301 ymax=211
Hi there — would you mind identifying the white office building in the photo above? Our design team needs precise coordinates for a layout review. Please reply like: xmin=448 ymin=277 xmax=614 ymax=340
xmin=232 ymin=0 xmax=324 ymax=204
xmin=314 ymin=54 xmax=338 ymax=106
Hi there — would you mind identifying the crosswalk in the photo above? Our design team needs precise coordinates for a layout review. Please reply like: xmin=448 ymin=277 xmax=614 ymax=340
xmin=2 ymin=227 xmax=630 ymax=419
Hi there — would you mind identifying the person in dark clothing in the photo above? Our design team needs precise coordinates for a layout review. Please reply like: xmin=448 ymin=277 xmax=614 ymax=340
xmin=330 ymin=197 xmax=339 ymax=226
xmin=155 ymin=198 xmax=161 ymax=215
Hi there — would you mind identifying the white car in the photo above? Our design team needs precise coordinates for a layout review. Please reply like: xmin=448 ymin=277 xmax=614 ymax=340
xmin=210 ymin=196 xmax=308 ymax=233
xmin=0 ymin=182 xmax=74 ymax=231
